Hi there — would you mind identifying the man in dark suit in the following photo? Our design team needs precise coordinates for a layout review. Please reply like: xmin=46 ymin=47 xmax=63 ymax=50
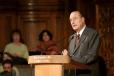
xmin=63 ymin=11 xmax=100 ymax=76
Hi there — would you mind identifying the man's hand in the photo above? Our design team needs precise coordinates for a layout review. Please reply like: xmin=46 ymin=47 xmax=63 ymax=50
xmin=62 ymin=49 xmax=68 ymax=56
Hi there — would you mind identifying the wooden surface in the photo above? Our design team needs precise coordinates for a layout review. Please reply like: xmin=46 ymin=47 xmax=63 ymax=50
xmin=28 ymin=55 xmax=69 ymax=76
xmin=35 ymin=65 xmax=63 ymax=76
xmin=0 ymin=0 xmax=70 ymax=52
xmin=96 ymin=4 xmax=114 ymax=76
xmin=64 ymin=62 xmax=89 ymax=70
xmin=14 ymin=64 xmax=90 ymax=76
xmin=28 ymin=55 xmax=89 ymax=70
xmin=28 ymin=55 xmax=70 ymax=64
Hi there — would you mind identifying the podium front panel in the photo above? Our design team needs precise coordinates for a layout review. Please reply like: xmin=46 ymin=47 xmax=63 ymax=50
xmin=35 ymin=64 xmax=63 ymax=76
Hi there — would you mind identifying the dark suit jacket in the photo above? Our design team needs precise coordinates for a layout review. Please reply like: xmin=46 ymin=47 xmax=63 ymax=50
xmin=0 ymin=71 xmax=16 ymax=76
xmin=68 ymin=27 xmax=100 ymax=76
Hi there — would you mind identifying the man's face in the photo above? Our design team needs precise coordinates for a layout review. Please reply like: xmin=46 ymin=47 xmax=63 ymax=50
xmin=69 ymin=12 xmax=84 ymax=32
xmin=3 ymin=63 xmax=12 ymax=72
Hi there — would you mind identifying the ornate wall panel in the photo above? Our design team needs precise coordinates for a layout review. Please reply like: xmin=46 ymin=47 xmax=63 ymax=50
xmin=0 ymin=0 xmax=68 ymax=53
xmin=16 ymin=11 xmax=66 ymax=51
xmin=96 ymin=5 xmax=114 ymax=76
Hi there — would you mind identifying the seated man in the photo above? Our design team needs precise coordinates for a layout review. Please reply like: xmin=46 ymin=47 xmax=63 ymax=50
xmin=0 ymin=59 xmax=16 ymax=76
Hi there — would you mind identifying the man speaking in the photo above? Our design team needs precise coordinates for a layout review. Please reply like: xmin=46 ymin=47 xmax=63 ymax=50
xmin=63 ymin=11 xmax=100 ymax=76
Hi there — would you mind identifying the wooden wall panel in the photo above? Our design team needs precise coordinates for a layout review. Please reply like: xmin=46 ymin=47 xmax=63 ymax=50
xmin=0 ymin=12 xmax=16 ymax=52
xmin=0 ymin=0 xmax=69 ymax=53
xmin=16 ymin=11 xmax=66 ymax=51
xmin=96 ymin=5 xmax=114 ymax=76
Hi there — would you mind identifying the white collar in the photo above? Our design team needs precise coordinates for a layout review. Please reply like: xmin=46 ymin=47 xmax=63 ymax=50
xmin=77 ymin=25 xmax=86 ymax=37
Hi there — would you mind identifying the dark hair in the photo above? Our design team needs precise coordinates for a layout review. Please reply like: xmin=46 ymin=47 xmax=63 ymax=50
xmin=38 ymin=30 xmax=53 ymax=41
xmin=10 ymin=29 xmax=24 ymax=43
xmin=2 ymin=59 xmax=13 ymax=67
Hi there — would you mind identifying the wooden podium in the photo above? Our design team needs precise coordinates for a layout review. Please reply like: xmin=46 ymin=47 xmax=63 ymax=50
xmin=28 ymin=55 xmax=70 ymax=76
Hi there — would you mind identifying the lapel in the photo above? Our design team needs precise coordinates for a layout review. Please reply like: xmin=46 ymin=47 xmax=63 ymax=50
xmin=73 ymin=27 xmax=88 ymax=53
xmin=69 ymin=33 xmax=76 ymax=54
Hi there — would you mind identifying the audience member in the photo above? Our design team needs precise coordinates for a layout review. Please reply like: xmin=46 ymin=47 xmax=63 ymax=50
xmin=0 ymin=59 xmax=16 ymax=76
xmin=36 ymin=30 xmax=60 ymax=55
xmin=3 ymin=29 xmax=29 ymax=64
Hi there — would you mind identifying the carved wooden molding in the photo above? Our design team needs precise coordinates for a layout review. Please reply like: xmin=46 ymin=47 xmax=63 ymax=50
xmin=96 ymin=4 xmax=114 ymax=76
xmin=0 ymin=0 xmax=65 ymax=11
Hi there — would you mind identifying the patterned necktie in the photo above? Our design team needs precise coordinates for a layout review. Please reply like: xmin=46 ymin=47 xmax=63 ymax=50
xmin=75 ymin=34 xmax=80 ymax=45
xmin=73 ymin=34 xmax=80 ymax=50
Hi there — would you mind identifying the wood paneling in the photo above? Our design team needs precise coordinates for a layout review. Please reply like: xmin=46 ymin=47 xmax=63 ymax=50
xmin=0 ymin=0 xmax=96 ymax=52
xmin=0 ymin=12 xmax=16 ymax=51
xmin=96 ymin=4 xmax=114 ymax=76
xmin=0 ymin=0 xmax=69 ymax=52
xmin=16 ymin=0 xmax=68 ymax=51
xmin=16 ymin=11 xmax=66 ymax=51
xmin=1 ymin=0 xmax=114 ymax=75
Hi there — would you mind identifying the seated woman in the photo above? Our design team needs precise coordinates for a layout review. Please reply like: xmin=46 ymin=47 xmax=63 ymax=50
xmin=36 ymin=30 xmax=60 ymax=55
xmin=3 ymin=29 xmax=29 ymax=64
